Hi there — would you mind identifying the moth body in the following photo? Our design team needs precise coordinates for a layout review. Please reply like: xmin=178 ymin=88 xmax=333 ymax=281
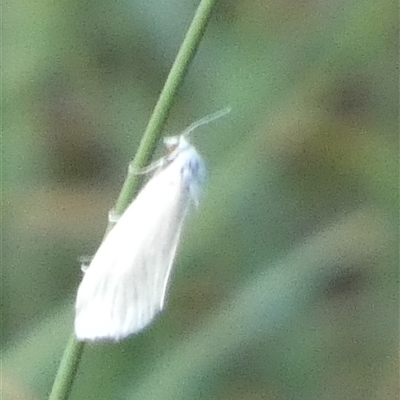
xmin=74 ymin=108 xmax=229 ymax=342
xmin=75 ymin=137 xmax=205 ymax=341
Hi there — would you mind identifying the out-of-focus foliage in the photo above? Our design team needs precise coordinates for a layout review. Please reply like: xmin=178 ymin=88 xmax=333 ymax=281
xmin=2 ymin=0 xmax=398 ymax=399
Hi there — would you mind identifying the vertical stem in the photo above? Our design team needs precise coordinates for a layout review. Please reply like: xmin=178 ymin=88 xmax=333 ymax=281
xmin=115 ymin=0 xmax=219 ymax=214
xmin=48 ymin=336 xmax=84 ymax=400
xmin=48 ymin=0 xmax=219 ymax=399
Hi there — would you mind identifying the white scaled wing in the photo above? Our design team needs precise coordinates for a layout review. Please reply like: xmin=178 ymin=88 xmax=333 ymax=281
xmin=75 ymin=140 xmax=205 ymax=342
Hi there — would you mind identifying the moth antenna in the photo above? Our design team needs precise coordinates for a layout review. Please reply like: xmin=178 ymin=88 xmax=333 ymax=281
xmin=181 ymin=107 xmax=231 ymax=138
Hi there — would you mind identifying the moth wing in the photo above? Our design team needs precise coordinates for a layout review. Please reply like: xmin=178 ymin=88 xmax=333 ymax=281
xmin=75 ymin=167 xmax=191 ymax=342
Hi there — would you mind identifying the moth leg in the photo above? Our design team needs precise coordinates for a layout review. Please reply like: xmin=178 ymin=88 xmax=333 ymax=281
xmin=78 ymin=255 xmax=93 ymax=273
xmin=128 ymin=157 xmax=165 ymax=176
xmin=108 ymin=209 xmax=121 ymax=223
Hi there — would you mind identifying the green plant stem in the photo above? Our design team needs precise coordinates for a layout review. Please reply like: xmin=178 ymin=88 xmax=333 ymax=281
xmin=115 ymin=0 xmax=219 ymax=214
xmin=48 ymin=336 xmax=84 ymax=400
xmin=48 ymin=0 xmax=219 ymax=399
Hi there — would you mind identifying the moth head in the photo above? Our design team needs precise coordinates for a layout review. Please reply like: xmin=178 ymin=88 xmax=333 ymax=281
xmin=163 ymin=135 xmax=190 ymax=154
xmin=163 ymin=107 xmax=231 ymax=156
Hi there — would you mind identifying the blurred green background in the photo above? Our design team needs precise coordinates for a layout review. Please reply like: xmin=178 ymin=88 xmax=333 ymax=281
xmin=2 ymin=0 xmax=398 ymax=399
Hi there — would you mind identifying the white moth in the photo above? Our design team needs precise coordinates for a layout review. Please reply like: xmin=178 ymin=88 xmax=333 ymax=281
xmin=75 ymin=108 xmax=230 ymax=342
